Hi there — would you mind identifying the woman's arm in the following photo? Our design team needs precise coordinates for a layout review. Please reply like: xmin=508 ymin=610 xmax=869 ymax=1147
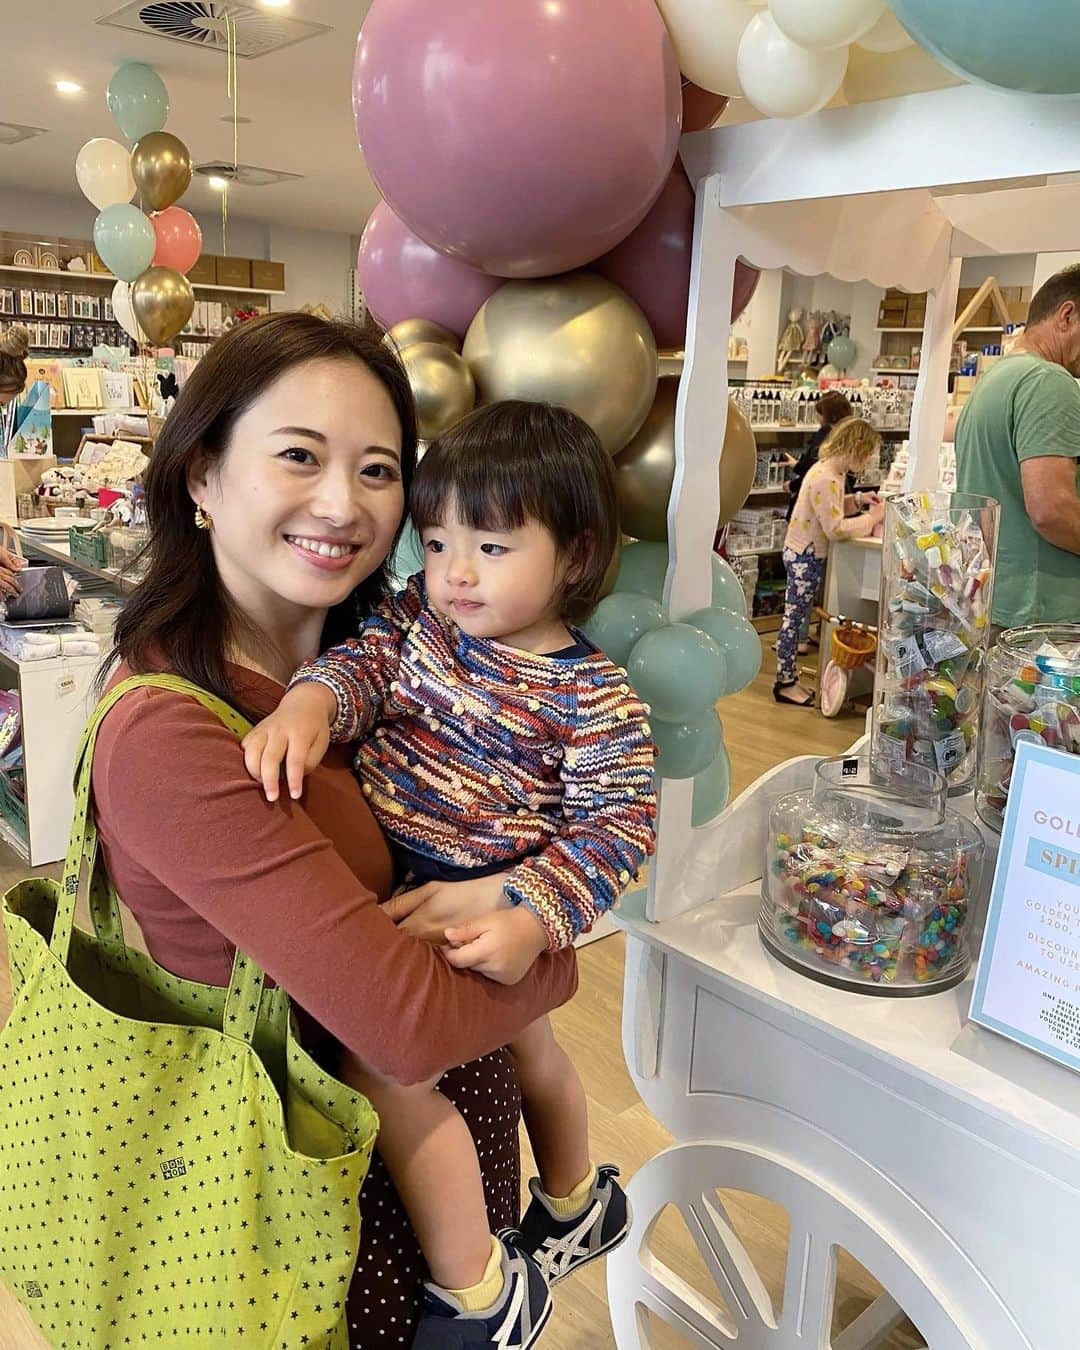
xmin=94 ymin=688 xmax=577 ymax=1085
xmin=810 ymin=473 xmax=879 ymax=542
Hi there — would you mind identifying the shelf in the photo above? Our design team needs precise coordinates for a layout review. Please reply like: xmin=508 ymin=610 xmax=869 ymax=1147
xmin=877 ymin=323 xmax=1005 ymax=333
xmin=748 ymin=423 xmax=910 ymax=434
xmin=0 ymin=264 xmax=284 ymax=296
xmin=876 ymin=326 xmax=926 ymax=333
xmin=749 ymin=485 xmax=788 ymax=495
xmin=729 ymin=546 xmax=783 ymax=558
xmin=0 ymin=810 xmax=29 ymax=863
xmin=50 ymin=407 xmax=144 ymax=417
xmin=871 ymin=367 xmax=918 ymax=374
xmin=18 ymin=531 xmax=136 ymax=593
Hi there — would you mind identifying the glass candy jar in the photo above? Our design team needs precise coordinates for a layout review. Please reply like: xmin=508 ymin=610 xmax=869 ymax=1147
xmin=976 ymin=624 xmax=1080 ymax=833
xmin=760 ymin=756 xmax=984 ymax=995
xmin=871 ymin=492 xmax=999 ymax=795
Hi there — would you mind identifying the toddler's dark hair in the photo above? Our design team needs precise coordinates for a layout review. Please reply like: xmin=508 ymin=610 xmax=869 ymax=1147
xmin=411 ymin=400 xmax=618 ymax=623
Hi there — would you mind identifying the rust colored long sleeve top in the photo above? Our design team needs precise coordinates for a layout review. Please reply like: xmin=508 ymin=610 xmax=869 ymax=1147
xmin=91 ymin=662 xmax=578 ymax=1085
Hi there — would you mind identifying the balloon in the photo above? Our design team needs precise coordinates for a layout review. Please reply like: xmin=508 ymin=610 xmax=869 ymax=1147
xmin=628 ymin=623 xmax=727 ymax=721
xmin=131 ymin=266 xmax=194 ymax=345
xmin=684 ymin=605 xmax=762 ymax=695
xmin=653 ymin=709 xmax=723 ymax=780
xmin=358 ymin=202 xmax=502 ymax=341
xmin=887 ymin=0 xmax=1080 ymax=94
xmin=583 ymin=592 xmax=667 ymax=669
xmin=353 ymin=0 xmax=681 ymax=277
xmin=612 ymin=382 xmax=758 ymax=542
xmin=594 ymin=165 xmax=762 ymax=352
xmin=681 ymin=81 xmax=728 ymax=134
xmin=768 ymin=0 xmax=885 ymax=51
xmin=856 ymin=9 xmax=915 ymax=52
xmin=400 ymin=342 xmax=476 ymax=441
xmin=827 ymin=335 xmax=857 ymax=372
xmin=599 ymin=534 xmax=623 ymax=600
xmin=111 ymin=280 xmax=146 ymax=344
xmin=106 ymin=63 xmax=169 ymax=142
xmin=150 ymin=206 xmax=201 ymax=274
xmin=385 ymin=318 xmax=461 ymax=355
xmin=614 ymin=540 xmax=669 ymax=602
xmin=711 ymin=555 xmax=748 ymax=615
xmin=93 ymin=204 xmax=155 ymax=282
xmin=390 ymin=520 xmax=427 ymax=588
xmin=75 ymin=138 xmax=135 ymax=211
xmin=732 ymin=262 xmax=761 ymax=325
xmin=692 ymin=742 xmax=732 ymax=827
xmin=463 ymin=273 xmax=658 ymax=456
xmin=655 ymin=0 xmax=753 ymax=96
xmin=737 ymin=13 xmax=849 ymax=118
xmin=131 ymin=132 xmax=192 ymax=212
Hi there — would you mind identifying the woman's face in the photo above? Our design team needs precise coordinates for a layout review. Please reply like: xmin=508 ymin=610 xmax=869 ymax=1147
xmin=191 ymin=356 xmax=405 ymax=618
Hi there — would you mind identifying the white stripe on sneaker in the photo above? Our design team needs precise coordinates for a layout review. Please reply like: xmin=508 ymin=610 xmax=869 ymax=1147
xmin=492 ymin=1261 xmax=527 ymax=1350
xmin=535 ymin=1199 xmax=603 ymax=1281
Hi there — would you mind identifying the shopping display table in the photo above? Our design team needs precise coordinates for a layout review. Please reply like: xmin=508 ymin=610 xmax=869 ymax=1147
xmin=607 ymin=775 xmax=1077 ymax=1349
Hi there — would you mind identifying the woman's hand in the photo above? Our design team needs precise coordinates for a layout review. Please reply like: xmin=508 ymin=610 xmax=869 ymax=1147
xmin=443 ymin=905 xmax=550 ymax=985
xmin=0 ymin=547 xmax=26 ymax=601
xmin=240 ymin=681 xmax=337 ymax=802
xmin=383 ymin=873 xmax=509 ymax=943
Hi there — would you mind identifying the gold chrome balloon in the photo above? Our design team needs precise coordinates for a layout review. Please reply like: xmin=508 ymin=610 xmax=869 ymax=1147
xmin=613 ymin=380 xmax=757 ymax=540
xmin=131 ymin=132 xmax=192 ymax=212
xmin=599 ymin=532 xmax=623 ymax=599
xmin=463 ymin=273 xmax=657 ymax=456
xmin=385 ymin=318 xmax=461 ymax=355
xmin=131 ymin=266 xmax=194 ymax=345
xmin=401 ymin=341 xmax=476 ymax=441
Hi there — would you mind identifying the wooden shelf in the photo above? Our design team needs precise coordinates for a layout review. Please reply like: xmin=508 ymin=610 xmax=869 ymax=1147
xmin=0 ymin=263 xmax=283 ymax=296
xmin=50 ymin=407 xmax=142 ymax=417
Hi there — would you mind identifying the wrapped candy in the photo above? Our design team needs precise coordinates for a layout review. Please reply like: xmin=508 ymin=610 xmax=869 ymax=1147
xmin=871 ymin=492 xmax=999 ymax=794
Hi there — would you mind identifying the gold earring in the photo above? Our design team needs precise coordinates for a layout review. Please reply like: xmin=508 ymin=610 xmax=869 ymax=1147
xmin=194 ymin=503 xmax=213 ymax=531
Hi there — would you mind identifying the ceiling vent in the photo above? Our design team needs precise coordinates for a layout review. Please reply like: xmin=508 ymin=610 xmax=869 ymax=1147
xmin=98 ymin=2 xmax=331 ymax=59
xmin=195 ymin=160 xmax=302 ymax=188
xmin=0 ymin=123 xmax=47 ymax=147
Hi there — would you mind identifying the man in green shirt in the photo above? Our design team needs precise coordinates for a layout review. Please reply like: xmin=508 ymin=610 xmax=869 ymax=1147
xmin=956 ymin=264 xmax=1080 ymax=628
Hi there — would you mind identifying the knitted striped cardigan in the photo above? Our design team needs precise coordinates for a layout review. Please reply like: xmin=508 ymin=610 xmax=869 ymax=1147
xmin=292 ymin=576 xmax=657 ymax=951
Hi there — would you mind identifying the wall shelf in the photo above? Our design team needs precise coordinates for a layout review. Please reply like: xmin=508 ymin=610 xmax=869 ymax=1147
xmin=0 ymin=263 xmax=284 ymax=296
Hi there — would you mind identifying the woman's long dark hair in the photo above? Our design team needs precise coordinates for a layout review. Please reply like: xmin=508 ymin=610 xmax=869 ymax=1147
xmin=108 ymin=312 xmax=418 ymax=706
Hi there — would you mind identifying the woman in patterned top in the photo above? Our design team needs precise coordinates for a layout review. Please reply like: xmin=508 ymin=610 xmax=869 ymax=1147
xmin=243 ymin=401 xmax=657 ymax=1349
xmin=775 ymin=416 xmax=885 ymax=706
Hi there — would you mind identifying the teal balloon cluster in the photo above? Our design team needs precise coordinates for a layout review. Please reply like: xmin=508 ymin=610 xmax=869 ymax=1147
xmin=583 ymin=538 xmax=762 ymax=826
xmin=93 ymin=203 xmax=155 ymax=283
xmin=106 ymin=63 xmax=169 ymax=141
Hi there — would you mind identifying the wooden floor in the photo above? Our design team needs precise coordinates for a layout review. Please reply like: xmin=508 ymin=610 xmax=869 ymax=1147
xmin=0 ymin=637 xmax=925 ymax=1347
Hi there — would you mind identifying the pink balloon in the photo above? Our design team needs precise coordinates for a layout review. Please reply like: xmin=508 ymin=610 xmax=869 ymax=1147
xmin=357 ymin=201 xmax=501 ymax=338
xmin=353 ymin=0 xmax=682 ymax=278
xmin=151 ymin=206 xmax=202 ymax=275
xmin=593 ymin=165 xmax=761 ymax=349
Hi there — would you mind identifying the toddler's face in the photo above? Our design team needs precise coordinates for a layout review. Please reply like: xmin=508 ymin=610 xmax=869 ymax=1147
xmin=420 ymin=508 xmax=573 ymax=653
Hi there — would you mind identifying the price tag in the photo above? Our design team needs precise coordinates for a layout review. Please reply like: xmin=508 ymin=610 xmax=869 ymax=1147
xmin=56 ymin=674 xmax=76 ymax=699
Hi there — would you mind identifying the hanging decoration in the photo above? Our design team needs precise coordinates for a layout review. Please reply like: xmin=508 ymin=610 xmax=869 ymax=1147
xmin=131 ymin=132 xmax=193 ymax=212
xmin=106 ymin=63 xmax=169 ymax=141
xmin=75 ymin=139 xmax=136 ymax=211
xmin=131 ymin=267 xmax=195 ymax=346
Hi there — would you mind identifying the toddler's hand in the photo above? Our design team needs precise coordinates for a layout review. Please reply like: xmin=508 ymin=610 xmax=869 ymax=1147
xmin=443 ymin=905 xmax=550 ymax=985
xmin=384 ymin=874 xmax=509 ymax=942
xmin=241 ymin=681 xmax=337 ymax=802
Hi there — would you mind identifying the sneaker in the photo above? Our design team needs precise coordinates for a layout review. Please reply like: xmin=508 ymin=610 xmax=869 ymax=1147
xmin=411 ymin=1229 xmax=552 ymax=1349
xmin=518 ymin=1164 xmax=631 ymax=1285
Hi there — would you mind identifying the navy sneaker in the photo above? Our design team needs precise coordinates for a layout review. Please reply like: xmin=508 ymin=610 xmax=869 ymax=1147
xmin=411 ymin=1229 xmax=553 ymax=1349
xmin=518 ymin=1164 xmax=631 ymax=1285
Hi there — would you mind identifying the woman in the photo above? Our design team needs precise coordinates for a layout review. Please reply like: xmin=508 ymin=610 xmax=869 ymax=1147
xmin=774 ymin=416 xmax=884 ymax=707
xmin=91 ymin=312 xmax=578 ymax=1346
xmin=0 ymin=326 xmax=30 ymax=600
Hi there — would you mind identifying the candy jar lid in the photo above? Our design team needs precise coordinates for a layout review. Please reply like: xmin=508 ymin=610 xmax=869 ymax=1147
xmin=811 ymin=755 xmax=947 ymax=834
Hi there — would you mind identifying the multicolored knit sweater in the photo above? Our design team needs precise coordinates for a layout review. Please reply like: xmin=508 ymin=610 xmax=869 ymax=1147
xmin=292 ymin=576 xmax=657 ymax=951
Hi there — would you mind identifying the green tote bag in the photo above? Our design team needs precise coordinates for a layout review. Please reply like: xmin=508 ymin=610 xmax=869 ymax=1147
xmin=0 ymin=674 xmax=379 ymax=1349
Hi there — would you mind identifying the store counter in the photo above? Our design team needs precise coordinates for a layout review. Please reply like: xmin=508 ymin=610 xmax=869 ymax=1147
xmin=607 ymin=773 xmax=1074 ymax=1349
xmin=819 ymin=536 xmax=882 ymax=704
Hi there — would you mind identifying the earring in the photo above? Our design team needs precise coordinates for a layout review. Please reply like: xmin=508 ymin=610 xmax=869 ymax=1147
xmin=194 ymin=503 xmax=213 ymax=531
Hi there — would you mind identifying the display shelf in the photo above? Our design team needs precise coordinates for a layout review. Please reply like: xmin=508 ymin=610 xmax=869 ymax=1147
xmin=729 ymin=546 xmax=782 ymax=558
xmin=50 ymin=407 xmax=142 ymax=417
xmin=748 ymin=423 xmax=911 ymax=434
xmin=0 ymin=263 xmax=284 ymax=296
xmin=749 ymin=485 xmax=788 ymax=495
xmin=0 ymin=809 xmax=28 ymax=863
xmin=18 ymin=531 xmax=136 ymax=593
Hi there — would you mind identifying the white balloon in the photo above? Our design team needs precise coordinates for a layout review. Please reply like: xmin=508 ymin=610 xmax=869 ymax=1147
xmin=856 ymin=8 xmax=915 ymax=52
xmin=737 ymin=12 xmax=849 ymax=118
xmin=75 ymin=138 xmax=136 ymax=212
xmin=655 ymin=0 xmax=754 ymax=97
xmin=111 ymin=280 xmax=146 ymax=344
xmin=768 ymin=0 xmax=885 ymax=50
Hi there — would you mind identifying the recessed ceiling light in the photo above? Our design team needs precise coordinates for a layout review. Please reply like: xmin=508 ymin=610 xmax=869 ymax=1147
xmin=207 ymin=175 xmax=229 ymax=192
xmin=54 ymin=80 xmax=83 ymax=95
xmin=259 ymin=0 xmax=290 ymax=7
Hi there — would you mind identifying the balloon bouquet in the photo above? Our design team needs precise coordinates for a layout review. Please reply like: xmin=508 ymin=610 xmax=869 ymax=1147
xmin=353 ymin=0 xmax=766 ymax=827
xmin=74 ymin=63 xmax=201 ymax=350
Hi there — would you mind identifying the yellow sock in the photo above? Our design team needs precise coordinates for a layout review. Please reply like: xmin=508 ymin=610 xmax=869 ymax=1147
xmin=544 ymin=1164 xmax=597 ymax=1218
xmin=447 ymin=1234 xmax=505 ymax=1312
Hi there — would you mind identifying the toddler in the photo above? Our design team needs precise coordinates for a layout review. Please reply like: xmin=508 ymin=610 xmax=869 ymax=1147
xmin=243 ymin=400 xmax=656 ymax=1350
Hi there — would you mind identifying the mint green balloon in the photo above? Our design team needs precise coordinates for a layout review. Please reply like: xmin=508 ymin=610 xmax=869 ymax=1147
xmin=628 ymin=623 xmax=726 ymax=721
xmin=684 ymin=605 xmax=762 ymax=696
xmin=583 ymin=592 xmax=666 ymax=668
xmin=653 ymin=709 xmax=722 ymax=780
xmin=93 ymin=204 xmax=155 ymax=282
xmin=389 ymin=521 xmax=426 ymax=588
xmin=107 ymin=63 xmax=169 ymax=141
xmin=711 ymin=555 xmax=747 ymax=615
xmin=615 ymin=540 xmax=668 ymax=602
xmin=692 ymin=741 xmax=732 ymax=827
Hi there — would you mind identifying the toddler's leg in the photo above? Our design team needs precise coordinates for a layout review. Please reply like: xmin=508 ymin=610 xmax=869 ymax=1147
xmin=509 ymin=1015 xmax=590 ymax=1200
xmin=342 ymin=1057 xmax=492 ymax=1292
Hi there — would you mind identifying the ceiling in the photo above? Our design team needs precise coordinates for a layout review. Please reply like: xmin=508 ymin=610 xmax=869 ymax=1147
xmin=0 ymin=1 xmax=965 ymax=239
